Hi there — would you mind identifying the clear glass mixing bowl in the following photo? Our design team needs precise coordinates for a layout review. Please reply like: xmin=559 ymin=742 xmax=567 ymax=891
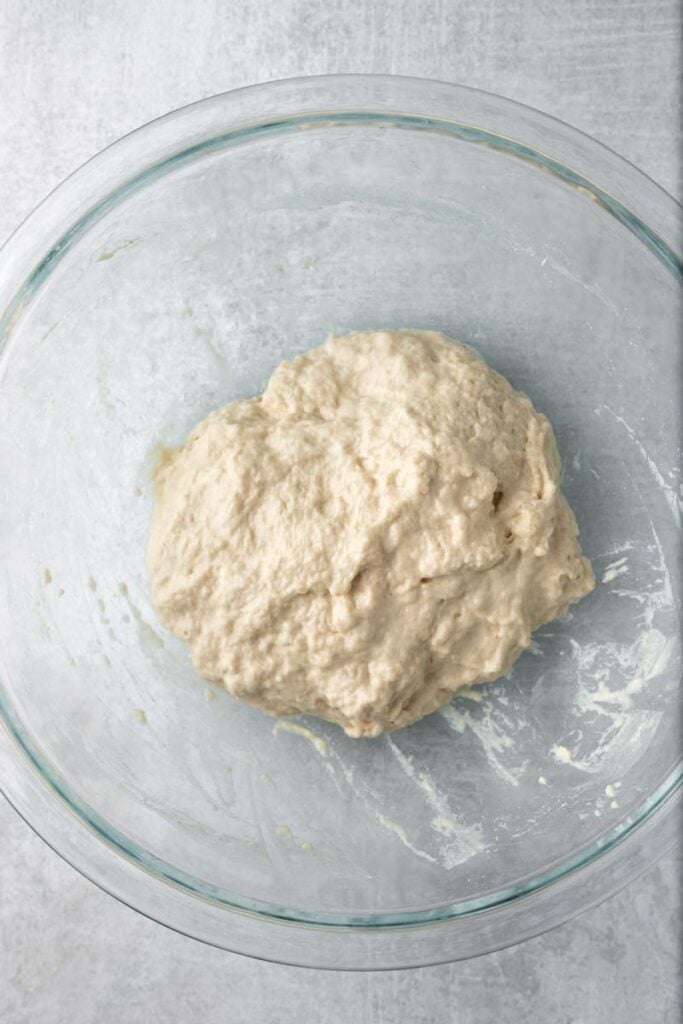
xmin=0 ymin=76 xmax=680 ymax=970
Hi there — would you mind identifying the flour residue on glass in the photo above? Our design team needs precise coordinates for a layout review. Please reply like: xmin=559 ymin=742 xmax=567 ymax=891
xmin=433 ymin=515 xmax=676 ymax=790
xmin=438 ymin=697 xmax=526 ymax=787
xmin=386 ymin=737 xmax=485 ymax=868
xmin=602 ymin=557 xmax=629 ymax=584
xmin=273 ymin=719 xmax=329 ymax=757
xmin=595 ymin=405 xmax=682 ymax=528
xmin=544 ymin=525 xmax=676 ymax=775
xmin=374 ymin=813 xmax=437 ymax=864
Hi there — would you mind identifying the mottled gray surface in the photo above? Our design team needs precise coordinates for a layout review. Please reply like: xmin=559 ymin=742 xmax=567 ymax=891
xmin=0 ymin=1 xmax=680 ymax=1021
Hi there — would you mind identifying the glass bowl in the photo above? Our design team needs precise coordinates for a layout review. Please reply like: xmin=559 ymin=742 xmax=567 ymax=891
xmin=0 ymin=76 xmax=680 ymax=970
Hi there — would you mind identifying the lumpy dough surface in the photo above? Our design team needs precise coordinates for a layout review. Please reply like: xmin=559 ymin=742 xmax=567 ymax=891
xmin=148 ymin=330 xmax=594 ymax=737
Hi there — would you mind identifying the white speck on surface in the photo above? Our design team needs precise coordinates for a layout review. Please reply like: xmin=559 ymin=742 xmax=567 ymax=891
xmin=274 ymin=824 xmax=292 ymax=838
xmin=605 ymin=783 xmax=617 ymax=797
xmin=610 ymin=800 xmax=620 ymax=809
xmin=602 ymin=558 xmax=629 ymax=583
xmin=132 ymin=708 xmax=147 ymax=725
xmin=440 ymin=705 xmax=466 ymax=733
xmin=432 ymin=815 xmax=461 ymax=836
xmin=273 ymin=720 xmax=328 ymax=757
xmin=552 ymin=744 xmax=573 ymax=763
xmin=538 ymin=775 xmax=549 ymax=785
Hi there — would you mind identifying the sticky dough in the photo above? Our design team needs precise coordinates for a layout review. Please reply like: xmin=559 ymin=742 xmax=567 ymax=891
xmin=148 ymin=330 xmax=594 ymax=737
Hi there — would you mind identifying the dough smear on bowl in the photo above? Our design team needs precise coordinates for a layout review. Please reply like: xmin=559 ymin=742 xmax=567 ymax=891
xmin=148 ymin=330 xmax=594 ymax=737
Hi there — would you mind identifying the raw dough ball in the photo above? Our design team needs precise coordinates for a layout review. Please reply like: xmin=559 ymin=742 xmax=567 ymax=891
xmin=148 ymin=330 xmax=594 ymax=737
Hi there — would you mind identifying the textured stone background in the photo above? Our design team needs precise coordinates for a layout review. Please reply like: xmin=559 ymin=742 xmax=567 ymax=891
xmin=0 ymin=2 xmax=680 ymax=1021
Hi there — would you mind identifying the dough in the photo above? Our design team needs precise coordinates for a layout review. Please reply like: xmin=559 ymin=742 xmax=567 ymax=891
xmin=148 ymin=330 xmax=594 ymax=737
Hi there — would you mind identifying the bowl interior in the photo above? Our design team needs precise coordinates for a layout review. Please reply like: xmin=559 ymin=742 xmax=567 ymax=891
xmin=0 ymin=112 xmax=680 ymax=921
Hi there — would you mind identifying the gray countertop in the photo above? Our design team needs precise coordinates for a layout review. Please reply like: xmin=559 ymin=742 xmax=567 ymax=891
xmin=0 ymin=2 xmax=680 ymax=1021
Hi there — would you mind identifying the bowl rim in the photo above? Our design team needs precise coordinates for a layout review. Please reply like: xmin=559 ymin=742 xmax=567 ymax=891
xmin=0 ymin=73 xmax=681 ymax=968
xmin=1 ymin=72 xmax=682 ymax=259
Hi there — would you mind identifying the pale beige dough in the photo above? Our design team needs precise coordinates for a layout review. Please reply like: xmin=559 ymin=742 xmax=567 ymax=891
xmin=148 ymin=330 xmax=594 ymax=737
